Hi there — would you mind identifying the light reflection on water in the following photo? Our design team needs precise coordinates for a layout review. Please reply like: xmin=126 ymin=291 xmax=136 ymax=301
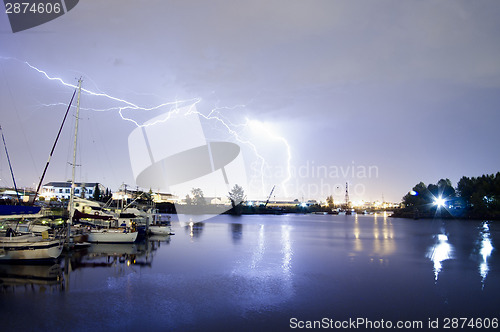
xmin=281 ymin=224 xmax=293 ymax=279
xmin=425 ymin=221 xmax=496 ymax=286
xmin=427 ymin=232 xmax=454 ymax=281
xmin=479 ymin=222 xmax=494 ymax=287
xmin=250 ymin=224 xmax=265 ymax=269
xmin=352 ymin=213 xmax=395 ymax=261
xmin=229 ymin=223 xmax=294 ymax=312
xmin=1 ymin=215 xmax=499 ymax=331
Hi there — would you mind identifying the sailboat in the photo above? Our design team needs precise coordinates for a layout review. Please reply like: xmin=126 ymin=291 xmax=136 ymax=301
xmin=0 ymin=125 xmax=41 ymax=216
xmin=0 ymin=232 xmax=63 ymax=261
xmin=0 ymin=87 xmax=77 ymax=262
xmin=66 ymin=80 xmax=137 ymax=244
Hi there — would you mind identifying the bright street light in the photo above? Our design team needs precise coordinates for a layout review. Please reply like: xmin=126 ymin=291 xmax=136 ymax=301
xmin=434 ymin=196 xmax=446 ymax=208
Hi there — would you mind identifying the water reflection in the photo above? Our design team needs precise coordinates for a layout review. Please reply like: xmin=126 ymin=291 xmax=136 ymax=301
xmin=477 ymin=222 xmax=494 ymax=288
xmin=186 ymin=221 xmax=204 ymax=239
xmin=351 ymin=214 xmax=395 ymax=262
xmin=149 ymin=234 xmax=172 ymax=244
xmin=372 ymin=213 xmax=395 ymax=260
xmin=281 ymin=224 xmax=293 ymax=280
xmin=0 ymin=263 xmax=63 ymax=293
xmin=353 ymin=214 xmax=362 ymax=252
xmin=231 ymin=223 xmax=294 ymax=312
xmin=230 ymin=223 xmax=243 ymax=244
xmin=251 ymin=224 xmax=265 ymax=269
xmin=72 ymin=242 xmax=156 ymax=270
xmin=427 ymin=232 xmax=453 ymax=281
xmin=0 ymin=235 xmax=170 ymax=294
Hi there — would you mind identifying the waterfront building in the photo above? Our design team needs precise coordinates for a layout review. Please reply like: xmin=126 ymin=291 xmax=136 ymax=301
xmin=112 ymin=190 xmax=135 ymax=202
xmin=41 ymin=181 xmax=105 ymax=200
xmin=152 ymin=192 xmax=180 ymax=204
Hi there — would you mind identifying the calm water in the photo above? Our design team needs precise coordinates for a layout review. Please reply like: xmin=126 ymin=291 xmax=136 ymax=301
xmin=1 ymin=214 xmax=499 ymax=331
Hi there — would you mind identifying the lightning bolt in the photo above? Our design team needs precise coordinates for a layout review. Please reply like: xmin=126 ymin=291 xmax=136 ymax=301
xmin=1 ymin=57 xmax=292 ymax=199
xmin=245 ymin=118 xmax=292 ymax=197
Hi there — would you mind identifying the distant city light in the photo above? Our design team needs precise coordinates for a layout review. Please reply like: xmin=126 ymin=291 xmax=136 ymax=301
xmin=434 ymin=196 xmax=446 ymax=208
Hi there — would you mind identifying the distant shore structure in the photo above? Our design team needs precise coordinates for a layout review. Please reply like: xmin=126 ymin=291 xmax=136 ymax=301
xmin=40 ymin=181 xmax=105 ymax=200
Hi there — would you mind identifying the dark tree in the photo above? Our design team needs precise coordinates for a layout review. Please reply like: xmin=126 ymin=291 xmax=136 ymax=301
xmin=326 ymin=195 xmax=334 ymax=208
xmin=93 ymin=184 xmax=101 ymax=201
xmin=228 ymin=184 xmax=245 ymax=208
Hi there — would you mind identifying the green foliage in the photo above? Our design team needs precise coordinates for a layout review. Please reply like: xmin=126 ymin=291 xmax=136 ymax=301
xmin=456 ymin=172 xmax=500 ymax=213
xmin=93 ymin=184 xmax=101 ymax=201
xmin=401 ymin=172 xmax=500 ymax=219
xmin=101 ymin=188 xmax=112 ymax=202
xmin=402 ymin=182 xmax=430 ymax=207
xmin=402 ymin=179 xmax=456 ymax=209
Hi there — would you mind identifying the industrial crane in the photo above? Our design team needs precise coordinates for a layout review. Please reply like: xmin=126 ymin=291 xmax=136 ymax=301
xmin=264 ymin=185 xmax=276 ymax=207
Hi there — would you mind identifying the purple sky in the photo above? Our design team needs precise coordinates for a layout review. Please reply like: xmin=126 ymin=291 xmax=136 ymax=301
xmin=1 ymin=0 xmax=499 ymax=203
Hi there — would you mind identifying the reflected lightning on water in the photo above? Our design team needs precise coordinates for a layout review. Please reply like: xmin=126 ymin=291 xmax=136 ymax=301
xmin=427 ymin=233 xmax=453 ymax=281
xmin=281 ymin=224 xmax=293 ymax=279
xmin=229 ymin=223 xmax=294 ymax=311
xmin=251 ymin=224 xmax=265 ymax=269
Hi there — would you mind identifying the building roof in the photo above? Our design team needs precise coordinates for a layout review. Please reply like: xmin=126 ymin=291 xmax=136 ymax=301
xmin=43 ymin=182 xmax=102 ymax=188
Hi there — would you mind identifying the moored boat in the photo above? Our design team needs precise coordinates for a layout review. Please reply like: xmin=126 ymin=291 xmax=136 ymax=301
xmin=148 ymin=225 xmax=173 ymax=235
xmin=0 ymin=233 xmax=63 ymax=261
xmin=87 ymin=229 xmax=138 ymax=243
xmin=0 ymin=204 xmax=41 ymax=216
xmin=148 ymin=214 xmax=174 ymax=235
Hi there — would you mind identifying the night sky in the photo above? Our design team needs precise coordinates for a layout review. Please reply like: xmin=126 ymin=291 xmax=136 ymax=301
xmin=1 ymin=0 xmax=499 ymax=203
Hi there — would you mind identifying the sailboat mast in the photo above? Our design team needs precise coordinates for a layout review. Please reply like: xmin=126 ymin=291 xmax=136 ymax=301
xmin=68 ymin=78 xmax=82 ymax=238
xmin=33 ymin=88 xmax=77 ymax=203
xmin=0 ymin=125 xmax=21 ymax=203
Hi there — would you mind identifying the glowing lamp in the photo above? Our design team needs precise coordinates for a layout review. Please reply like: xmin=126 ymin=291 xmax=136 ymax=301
xmin=434 ymin=197 xmax=446 ymax=208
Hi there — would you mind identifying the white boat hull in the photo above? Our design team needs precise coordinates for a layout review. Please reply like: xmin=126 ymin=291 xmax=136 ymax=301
xmin=148 ymin=226 xmax=172 ymax=235
xmin=0 ymin=235 xmax=63 ymax=261
xmin=87 ymin=229 xmax=138 ymax=243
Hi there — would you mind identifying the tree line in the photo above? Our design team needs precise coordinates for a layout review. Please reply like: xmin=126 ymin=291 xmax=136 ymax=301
xmin=398 ymin=172 xmax=500 ymax=219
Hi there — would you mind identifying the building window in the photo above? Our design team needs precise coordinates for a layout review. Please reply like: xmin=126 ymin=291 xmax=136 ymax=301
xmin=75 ymin=189 xmax=80 ymax=194
xmin=59 ymin=189 xmax=63 ymax=193
xmin=89 ymin=189 xmax=93 ymax=194
xmin=66 ymin=189 xmax=70 ymax=193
